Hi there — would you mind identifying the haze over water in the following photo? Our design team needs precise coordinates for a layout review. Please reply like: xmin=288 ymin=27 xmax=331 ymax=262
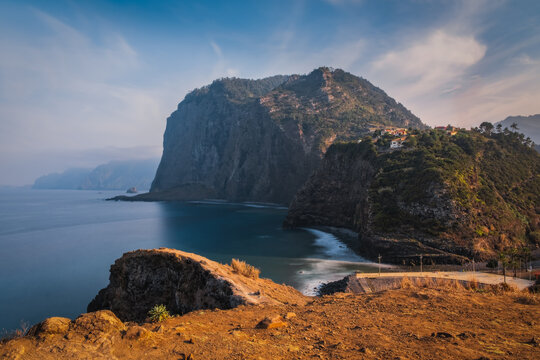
xmin=0 ymin=188 xmax=376 ymax=332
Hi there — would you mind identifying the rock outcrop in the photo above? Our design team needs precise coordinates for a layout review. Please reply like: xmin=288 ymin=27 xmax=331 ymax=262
xmin=146 ymin=67 xmax=424 ymax=204
xmin=285 ymin=129 xmax=540 ymax=264
xmin=88 ymin=248 xmax=306 ymax=322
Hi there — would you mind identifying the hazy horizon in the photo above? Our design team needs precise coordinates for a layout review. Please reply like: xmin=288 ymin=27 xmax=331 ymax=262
xmin=1 ymin=0 xmax=539 ymax=185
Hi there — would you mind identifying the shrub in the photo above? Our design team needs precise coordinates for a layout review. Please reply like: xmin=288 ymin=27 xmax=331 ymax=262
xmin=486 ymin=282 xmax=518 ymax=294
xmin=231 ymin=259 xmax=260 ymax=279
xmin=486 ymin=258 xmax=498 ymax=269
xmin=514 ymin=293 xmax=539 ymax=305
xmin=0 ymin=321 xmax=29 ymax=343
xmin=467 ymin=276 xmax=479 ymax=290
xmin=148 ymin=304 xmax=170 ymax=322
xmin=400 ymin=276 xmax=412 ymax=289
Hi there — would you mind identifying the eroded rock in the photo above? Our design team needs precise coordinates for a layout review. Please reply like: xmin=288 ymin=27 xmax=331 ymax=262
xmin=28 ymin=317 xmax=71 ymax=339
xmin=72 ymin=310 xmax=126 ymax=334
xmin=88 ymin=248 xmax=306 ymax=322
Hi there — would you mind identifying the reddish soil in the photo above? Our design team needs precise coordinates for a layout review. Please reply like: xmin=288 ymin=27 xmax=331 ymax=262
xmin=1 ymin=286 xmax=538 ymax=359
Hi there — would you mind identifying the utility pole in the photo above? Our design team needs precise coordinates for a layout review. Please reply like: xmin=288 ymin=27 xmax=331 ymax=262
xmin=420 ymin=254 xmax=423 ymax=274
xmin=378 ymin=254 xmax=382 ymax=277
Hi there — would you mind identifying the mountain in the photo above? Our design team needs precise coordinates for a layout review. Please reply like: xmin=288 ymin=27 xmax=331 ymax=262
xmin=149 ymin=67 xmax=425 ymax=204
xmin=495 ymin=114 xmax=540 ymax=144
xmin=285 ymin=128 xmax=540 ymax=264
xmin=33 ymin=159 xmax=159 ymax=191
xmin=32 ymin=168 xmax=92 ymax=190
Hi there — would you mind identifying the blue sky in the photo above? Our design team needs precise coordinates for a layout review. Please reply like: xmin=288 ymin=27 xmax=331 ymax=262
xmin=1 ymin=0 xmax=539 ymax=184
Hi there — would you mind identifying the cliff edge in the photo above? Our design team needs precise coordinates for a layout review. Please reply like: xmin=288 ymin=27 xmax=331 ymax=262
xmin=285 ymin=128 xmax=540 ymax=264
xmin=88 ymin=248 xmax=306 ymax=322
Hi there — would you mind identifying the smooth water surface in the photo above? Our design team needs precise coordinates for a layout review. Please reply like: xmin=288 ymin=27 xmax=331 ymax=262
xmin=0 ymin=189 xmax=376 ymax=331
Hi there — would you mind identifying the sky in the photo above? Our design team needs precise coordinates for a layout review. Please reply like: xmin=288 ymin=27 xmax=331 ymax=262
xmin=0 ymin=0 xmax=539 ymax=185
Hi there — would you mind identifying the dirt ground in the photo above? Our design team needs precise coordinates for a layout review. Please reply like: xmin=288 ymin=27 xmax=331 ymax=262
xmin=1 ymin=286 xmax=538 ymax=359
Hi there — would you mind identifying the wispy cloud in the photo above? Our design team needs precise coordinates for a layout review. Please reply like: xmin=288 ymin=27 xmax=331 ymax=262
xmin=209 ymin=40 xmax=239 ymax=77
xmin=370 ymin=30 xmax=486 ymax=99
xmin=1 ymin=0 xmax=539 ymax=184
xmin=0 ymin=8 xmax=169 ymax=184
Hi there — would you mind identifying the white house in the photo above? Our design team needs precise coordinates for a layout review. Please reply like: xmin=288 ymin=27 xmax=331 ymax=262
xmin=390 ymin=137 xmax=406 ymax=149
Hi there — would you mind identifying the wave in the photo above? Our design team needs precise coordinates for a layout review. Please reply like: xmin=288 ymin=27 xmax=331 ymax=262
xmin=302 ymin=228 xmax=367 ymax=262
xmin=188 ymin=199 xmax=287 ymax=209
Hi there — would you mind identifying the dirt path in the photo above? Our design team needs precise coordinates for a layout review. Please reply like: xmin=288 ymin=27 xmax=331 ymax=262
xmin=357 ymin=271 xmax=534 ymax=290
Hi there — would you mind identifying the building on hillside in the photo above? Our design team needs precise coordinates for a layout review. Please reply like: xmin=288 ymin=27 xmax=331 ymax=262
xmin=434 ymin=125 xmax=459 ymax=136
xmin=383 ymin=128 xmax=408 ymax=136
xmin=390 ymin=137 xmax=407 ymax=149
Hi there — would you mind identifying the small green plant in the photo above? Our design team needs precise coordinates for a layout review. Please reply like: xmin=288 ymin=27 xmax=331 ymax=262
xmin=148 ymin=304 xmax=170 ymax=322
xmin=231 ymin=258 xmax=260 ymax=279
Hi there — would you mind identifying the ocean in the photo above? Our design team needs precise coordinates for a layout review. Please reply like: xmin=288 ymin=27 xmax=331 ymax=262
xmin=0 ymin=188 xmax=376 ymax=331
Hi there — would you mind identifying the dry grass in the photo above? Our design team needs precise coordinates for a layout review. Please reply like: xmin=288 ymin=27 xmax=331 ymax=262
xmin=231 ymin=259 xmax=260 ymax=279
xmin=0 ymin=322 xmax=29 ymax=343
xmin=485 ymin=282 xmax=519 ymax=294
xmin=467 ymin=275 xmax=479 ymax=290
xmin=514 ymin=292 xmax=539 ymax=305
xmin=400 ymin=276 xmax=412 ymax=289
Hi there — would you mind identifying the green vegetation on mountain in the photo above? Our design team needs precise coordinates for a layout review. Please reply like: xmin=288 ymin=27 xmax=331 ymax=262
xmin=371 ymin=128 xmax=539 ymax=244
xmin=286 ymin=126 xmax=540 ymax=263
xmin=262 ymin=67 xmax=425 ymax=153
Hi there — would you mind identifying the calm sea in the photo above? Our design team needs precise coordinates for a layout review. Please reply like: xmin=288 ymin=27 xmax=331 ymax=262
xmin=0 ymin=188 xmax=376 ymax=331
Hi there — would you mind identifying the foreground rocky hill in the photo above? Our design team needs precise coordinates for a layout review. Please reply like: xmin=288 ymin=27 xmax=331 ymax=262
xmin=1 ymin=248 xmax=538 ymax=359
xmin=2 ymin=285 xmax=538 ymax=359
xmin=285 ymin=127 xmax=540 ymax=264
xmin=147 ymin=67 xmax=424 ymax=204
xmin=88 ymin=248 xmax=306 ymax=321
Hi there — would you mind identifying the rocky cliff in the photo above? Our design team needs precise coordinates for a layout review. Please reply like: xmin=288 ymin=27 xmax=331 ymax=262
xmin=285 ymin=129 xmax=540 ymax=264
xmin=88 ymin=248 xmax=306 ymax=322
xmin=148 ymin=67 xmax=424 ymax=204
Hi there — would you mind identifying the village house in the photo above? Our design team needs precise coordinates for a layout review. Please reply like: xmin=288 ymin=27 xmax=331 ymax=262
xmin=390 ymin=137 xmax=407 ymax=149
xmin=434 ymin=125 xmax=458 ymax=136
xmin=383 ymin=128 xmax=408 ymax=136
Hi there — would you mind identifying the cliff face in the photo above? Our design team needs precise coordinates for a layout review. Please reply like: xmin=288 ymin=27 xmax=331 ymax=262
xmin=88 ymin=248 xmax=306 ymax=322
xmin=285 ymin=142 xmax=377 ymax=233
xmin=285 ymin=129 xmax=540 ymax=264
xmin=150 ymin=67 xmax=424 ymax=204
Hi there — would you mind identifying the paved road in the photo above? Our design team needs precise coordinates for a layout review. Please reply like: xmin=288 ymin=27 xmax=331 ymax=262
xmin=356 ymin=271 xmax=534 ymax=290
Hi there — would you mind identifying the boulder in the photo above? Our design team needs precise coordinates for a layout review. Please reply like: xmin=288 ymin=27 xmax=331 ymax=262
xmin=88 ymin=248 xmax=306 ymax=321
xmin=28 ymin=317 xmax=71 ymax=338
xmin=71 ymin=310 xmax=126 ymax=334
xmin=255 ymin=315 xmax=288 ymax=329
